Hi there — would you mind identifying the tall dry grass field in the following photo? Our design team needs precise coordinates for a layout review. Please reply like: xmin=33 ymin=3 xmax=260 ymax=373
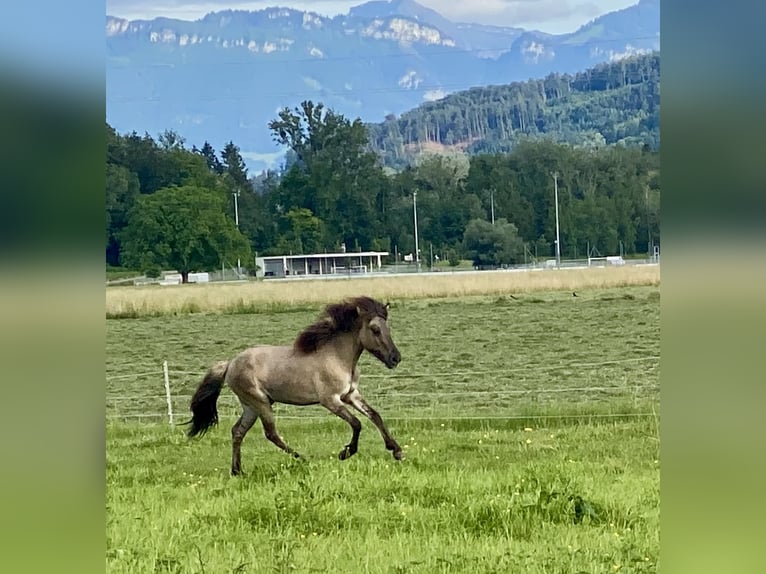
xmin=106 ymin=265 xmax=659 ymax=318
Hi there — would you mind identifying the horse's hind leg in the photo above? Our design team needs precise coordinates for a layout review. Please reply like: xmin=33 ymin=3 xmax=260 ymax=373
xmin=231 ymin=404 xmax=258 ymax=476
xmin=258 ymin=402 xmax=301 ymax=459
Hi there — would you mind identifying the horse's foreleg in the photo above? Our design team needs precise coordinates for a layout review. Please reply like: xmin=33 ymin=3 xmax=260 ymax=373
xmin=231 ymin=405 xmax=258 ymax=476
xmin=345 ymin=391 xmax=403 ymax=460
xmin=322 ymin=397 xmax=362 ymax=460
xmin=259 ymin=404 xmax=301 ymax=459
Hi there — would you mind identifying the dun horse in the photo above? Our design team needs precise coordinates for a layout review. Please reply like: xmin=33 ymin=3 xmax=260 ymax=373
xmin=186 ymin=296 xmax=404 ymax=475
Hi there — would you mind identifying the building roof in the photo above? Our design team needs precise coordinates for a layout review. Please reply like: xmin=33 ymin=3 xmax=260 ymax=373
xmin=259 ymin=251 xmax=389 ymax=260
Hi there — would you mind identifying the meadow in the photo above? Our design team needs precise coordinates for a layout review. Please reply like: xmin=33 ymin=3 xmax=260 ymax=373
xmin=106 ymin=274 xmax=660 ymax=573
xmin=105 ymin=264 xmax=659 ymax=318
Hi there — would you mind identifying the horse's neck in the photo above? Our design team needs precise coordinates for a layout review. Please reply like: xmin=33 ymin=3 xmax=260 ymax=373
xmin=329 ymin=332 xmax=364 ymax=373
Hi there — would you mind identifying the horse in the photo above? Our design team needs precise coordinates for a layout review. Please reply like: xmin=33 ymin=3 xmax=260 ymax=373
xmin=186 ymin=296 xmax=404 ymax=475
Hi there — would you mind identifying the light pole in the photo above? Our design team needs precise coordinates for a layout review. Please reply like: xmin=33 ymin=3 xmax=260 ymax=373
xmin=490 ymin=188 xmax=495 ymax=225
xmin=413 ymin=190 xmax=420 ymax=272
xmin=233 ymin=189 xmax=241 ymax=275
xmin=645 ymin=186 xmax=651 ymax=257
xmin=430 ymin=243 xmax=434 ymax=271
xmin=553 ymin=172 xmax=561 ymax=268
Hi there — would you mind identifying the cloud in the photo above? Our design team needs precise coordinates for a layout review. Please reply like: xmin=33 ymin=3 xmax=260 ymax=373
xmin=302 ymin=76 xmax=322 ymax=90
xmin=521 ymin=40 xmax=555 ymax=64
xmin=423 ymin=88 xmax=446 ymax=101
xmin=398 ymin=70 xmax=422 ymax=89
xmin=240 ymin=150 xmax=285 ymax=170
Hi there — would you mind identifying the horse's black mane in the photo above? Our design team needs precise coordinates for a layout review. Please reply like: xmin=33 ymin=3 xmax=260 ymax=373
xmin=294 ymin=296 xmax=388 ymax=354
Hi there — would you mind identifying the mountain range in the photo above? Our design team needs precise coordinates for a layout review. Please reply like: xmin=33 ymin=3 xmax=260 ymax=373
xmin=106 ymin=0 xmax=660 ymax=171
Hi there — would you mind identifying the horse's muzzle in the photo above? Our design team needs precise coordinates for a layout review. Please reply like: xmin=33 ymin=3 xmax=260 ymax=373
xmin=386 ymin=349 xmax=402 ymax=369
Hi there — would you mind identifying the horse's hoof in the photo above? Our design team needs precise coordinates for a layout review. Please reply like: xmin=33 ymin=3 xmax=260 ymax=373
xmin=231 ymin=468 xmax=241 ymax=476
xmin=339 ymin=446 xmax=354 ymax=460
xmin=393 ymin=450 xmax=405 ymax=461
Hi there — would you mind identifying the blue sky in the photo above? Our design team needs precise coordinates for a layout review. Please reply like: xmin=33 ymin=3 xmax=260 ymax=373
xmin=106 ymin=0 xmax=638 ymax=35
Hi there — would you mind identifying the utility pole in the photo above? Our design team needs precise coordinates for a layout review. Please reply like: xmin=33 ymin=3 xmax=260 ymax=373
xmin=490 ymin=188 xmax=495 ymax=225
xmin=645 ymin=186 xmax=651 ymax=258
xmin=233 ymin=189 xmax=241 ymax=275
xmin=553 ymin=172 xmax=561 ymax=269
xmin=413 ymin=190 xmax=420 ymax=272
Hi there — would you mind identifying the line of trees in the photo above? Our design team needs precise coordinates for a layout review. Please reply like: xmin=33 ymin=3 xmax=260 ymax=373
xmin=106 ymin=100 xmax=659 ymax=279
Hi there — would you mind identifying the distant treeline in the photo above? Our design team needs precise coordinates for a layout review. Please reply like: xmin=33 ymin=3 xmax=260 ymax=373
xmin=107 ymin=97 xmax=659 ymax=279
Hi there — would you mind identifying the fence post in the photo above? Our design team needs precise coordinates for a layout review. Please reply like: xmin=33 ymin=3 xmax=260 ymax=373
xmin=163 ymin=360 xmax=174 ymax=425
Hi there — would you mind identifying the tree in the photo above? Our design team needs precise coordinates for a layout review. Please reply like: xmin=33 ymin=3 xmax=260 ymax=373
xmin=446 ymin=248 xmax=461 ymax=267
xmin=276 ymin=207 xmax=324 ymax=254
xmin=268 ymin=100 xmax=388 ymax=250
xmin=158 ymin=130 xmax=186 ymax=150
xmin=106 ymin=163 xmax=140 ymax=265
xmin=221 ymin=141 xmax=249 ymax=189
xmin=196 ymin=141 xmax=223 ymax=174
xmin=463 ymin=218 xmax=524 ymax=268
xmin=410 ymin=154 xmax=479 ymax=249
xmin=119 ymin=185 xmax=251 ymax=282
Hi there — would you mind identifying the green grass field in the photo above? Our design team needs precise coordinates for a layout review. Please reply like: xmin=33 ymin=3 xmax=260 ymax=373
xmin=107 ymin=285 xmax=660 ymax=573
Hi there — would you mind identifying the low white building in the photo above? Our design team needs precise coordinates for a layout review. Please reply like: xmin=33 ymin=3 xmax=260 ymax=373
xmin=158 ymin=272 xmax=182 ymax=285
xmin=256 ymin=251 xmax=389 ymax=279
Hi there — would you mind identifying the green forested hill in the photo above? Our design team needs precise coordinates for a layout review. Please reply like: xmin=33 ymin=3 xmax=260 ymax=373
xmin=368 ymin=52 xmax=660 ymax=168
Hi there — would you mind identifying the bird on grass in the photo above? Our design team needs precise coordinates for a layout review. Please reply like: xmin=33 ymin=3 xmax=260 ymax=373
xmin=572 ymin=292 xmax=578 ymax=297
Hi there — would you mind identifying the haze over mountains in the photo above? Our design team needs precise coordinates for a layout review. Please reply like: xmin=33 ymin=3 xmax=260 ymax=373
xmin=106 ymin=0 xmax=660 ymax=170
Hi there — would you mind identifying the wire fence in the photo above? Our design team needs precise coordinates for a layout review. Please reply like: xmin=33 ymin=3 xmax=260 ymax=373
xmin=105 ymin=355 xmax=660 ymax=424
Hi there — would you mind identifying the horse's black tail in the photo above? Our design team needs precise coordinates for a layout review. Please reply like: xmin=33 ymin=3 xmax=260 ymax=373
xmin=186 ymin=360 xmax=229 ymax=438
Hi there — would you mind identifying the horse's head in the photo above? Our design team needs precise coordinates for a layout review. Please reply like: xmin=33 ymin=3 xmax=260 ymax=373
xmin=358 ymin=302 xmax=401 ymax=369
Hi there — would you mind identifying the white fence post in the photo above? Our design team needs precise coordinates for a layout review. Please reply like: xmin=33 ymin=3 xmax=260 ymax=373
xmin=163 ymin=361 xmax=174 ymax=425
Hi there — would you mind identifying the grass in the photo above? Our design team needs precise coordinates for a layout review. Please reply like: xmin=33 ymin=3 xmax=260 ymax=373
xmin=105 ymin=265 xmax=659 ymax=318
xmin=106 ymin=284 xmax=659 ymax=572
xmin=107 ymin=419 xmax=659 ymax=573
xmin=107 ymin=267 xmax=143 ymax=281
xmin=106 ymin=286 xmax=660 ymax=421
xmin=432 ymin=258 xmax=474 ymax=270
